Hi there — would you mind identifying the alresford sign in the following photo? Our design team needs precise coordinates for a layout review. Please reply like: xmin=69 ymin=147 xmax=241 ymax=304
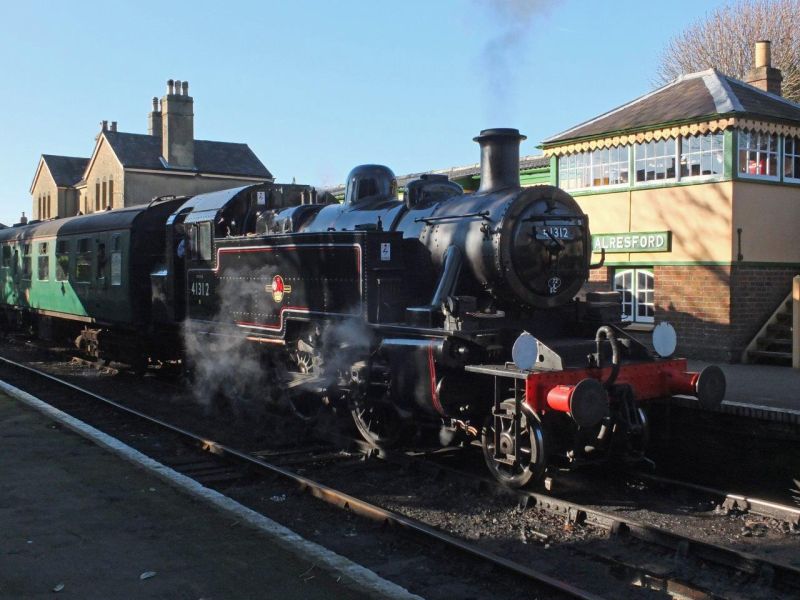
xmin=591 ymin=231 xmax=671 ymax=253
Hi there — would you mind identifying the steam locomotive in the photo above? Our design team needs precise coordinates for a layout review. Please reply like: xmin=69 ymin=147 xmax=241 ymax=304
xmin=0 ymin=128 xmax=725 ymax=488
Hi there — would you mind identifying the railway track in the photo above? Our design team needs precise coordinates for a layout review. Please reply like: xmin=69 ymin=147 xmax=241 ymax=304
xmin=1 ymin=354 xmax=799 ymax=598
xmin=0 ymin=356 xmax=597 ymax=600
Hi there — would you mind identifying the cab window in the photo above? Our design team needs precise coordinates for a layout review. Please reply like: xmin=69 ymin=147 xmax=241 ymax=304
xmin=1 ymin=246 xmax=10 ymax=269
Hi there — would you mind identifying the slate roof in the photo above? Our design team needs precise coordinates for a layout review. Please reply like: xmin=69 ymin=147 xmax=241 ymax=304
xmin=543 ymin=69 xmax=800 ymax=146
xmin=102 ymin=131 xmax=272 ymax=179
xmin=41 ymin=155 xmax=90 ymax=186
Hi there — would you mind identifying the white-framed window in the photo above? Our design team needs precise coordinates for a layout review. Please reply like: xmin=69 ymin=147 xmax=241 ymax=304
xmin=738 ymin=130 xmax=779 ymax=180
xmin=784 ymin=136 xmax=800 ymax=182
xmin=635 ymin=139 xmax=676 ymax=183
xmin=680 ymin=132 xmax=724 ymax=179
xmin=558 ymin=146 xmax=629 ymax=191
xmin=614 ymin=268 xmax=654 ymax=324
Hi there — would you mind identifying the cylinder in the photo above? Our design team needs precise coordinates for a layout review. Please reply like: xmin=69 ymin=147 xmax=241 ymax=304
xmin=665 ymin=365 xmax=725 ymax=409
xmin=546 ymin=378 xmax=609 ymax=428
xmin=755 ymin=40 xmax=771 ymax=69
xmin=473 ymin=128 xmax=526 ymax=194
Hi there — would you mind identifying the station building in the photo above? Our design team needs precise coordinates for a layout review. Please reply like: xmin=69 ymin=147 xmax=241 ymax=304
xmin=541 ymin=41 xmax=800 ymax=362
xmin=30 ymin=80 xmax=272 ymax=220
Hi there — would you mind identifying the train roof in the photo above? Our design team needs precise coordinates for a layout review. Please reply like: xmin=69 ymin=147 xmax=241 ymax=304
xmin=175 ymin=186 xmax=252 ymax=225
xmin=0 ymin=197 xmax=186 ymax=243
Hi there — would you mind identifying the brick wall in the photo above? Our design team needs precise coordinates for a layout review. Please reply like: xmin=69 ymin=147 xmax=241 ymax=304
xmin=655 ymin=265 xmax=733 ymax=361
xmin=579 ymin=263 xmax=795 ymax=361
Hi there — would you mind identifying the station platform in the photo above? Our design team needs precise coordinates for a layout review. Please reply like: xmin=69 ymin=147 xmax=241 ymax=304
xmin=680 ymin=360 xmax=800 ymax=424
xmin=0 ymin=391 xmax=415 ymax=600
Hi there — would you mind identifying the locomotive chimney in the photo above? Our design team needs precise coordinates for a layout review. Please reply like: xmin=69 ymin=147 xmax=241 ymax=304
xmin=473 ymin=128 xmax=526 ymax=194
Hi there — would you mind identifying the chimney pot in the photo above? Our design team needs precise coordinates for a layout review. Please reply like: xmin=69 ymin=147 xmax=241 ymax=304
xmin=175 ymin=80 xmax=182 ymax=95
xmin=167 ymin=79 xmax=174 ymax=94
xmin=181 ymin=81 xmax=189 ymax=95
xmin=101 ymin=120 xmax=108 ymax=131
xmin=20 ymin=212 xmax=27 ymax=225
xmin=152 ymin=96 xmax=159 ymax=111
xmin=755 ymin=40 xmax=771 ymax=69
xmin=110 ymin=121 xmax=117 ymax=132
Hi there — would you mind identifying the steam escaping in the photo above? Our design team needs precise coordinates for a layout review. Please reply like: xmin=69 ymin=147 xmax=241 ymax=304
xmin=182 ymin=261 xmax=375 ymax=433
xmin=475 ymin=0 xmax=555 ymax=123
xmin=182 ymin=265 xmax=286 ymax=422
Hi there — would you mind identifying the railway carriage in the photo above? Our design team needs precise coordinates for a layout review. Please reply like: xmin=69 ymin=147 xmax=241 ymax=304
xmin=0 ymin=198 xmax=183 ymax=366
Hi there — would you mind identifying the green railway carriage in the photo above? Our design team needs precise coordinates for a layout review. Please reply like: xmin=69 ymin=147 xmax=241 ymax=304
xmin=0 ymin=197 xmax=184 ymax=363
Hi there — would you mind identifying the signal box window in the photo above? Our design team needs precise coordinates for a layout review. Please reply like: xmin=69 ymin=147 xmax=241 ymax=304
xmin=37 ymin=242 xmax=49 ymax=281
xmin=614 ymin=268 xmax=654 ymax=324
xmin=785 ymin=136 xmax=800 ymax=181
xmin=21 ymin=244 xmax=32 ymax=280
xmin=76 ymin=239 xmax=92 ymax=282
xmin=56 ymin=241 xmax=69 ymax=281
xmin=738 ymin=130 xmax=779 ymax=179
xmin=635 ymin=139 xmax=676 ymax=183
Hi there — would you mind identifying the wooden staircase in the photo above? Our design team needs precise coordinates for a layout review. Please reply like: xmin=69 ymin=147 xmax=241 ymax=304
xmin=743 ymin=292 xmax=793 ymax=365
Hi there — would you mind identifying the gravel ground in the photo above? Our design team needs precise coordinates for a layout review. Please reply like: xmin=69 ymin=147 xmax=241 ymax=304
xmin=3 ymin=335 xmax=800 ymax=598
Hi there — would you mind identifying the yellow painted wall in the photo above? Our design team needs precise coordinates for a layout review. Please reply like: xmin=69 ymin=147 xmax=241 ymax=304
xmin=732 ymin=182 xmax=800 ymax=263
xmin=84 ymin=139 xmax=124 ymax=212
xmin=578 ymin=181 xmax=734 ymax=263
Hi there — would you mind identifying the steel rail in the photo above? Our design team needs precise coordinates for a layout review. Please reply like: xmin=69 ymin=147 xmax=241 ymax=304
xmin=371 ymin=446 xmax=800 ymax=592
xmin=0 ymin=356 xmax=600 ymax=600
xmin=632 ymin=471 xmax=800 ymax=525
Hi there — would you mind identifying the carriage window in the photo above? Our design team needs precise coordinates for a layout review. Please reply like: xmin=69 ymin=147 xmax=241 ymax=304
xmin=96 ymin=242 xmax=106 ymax=280
xmin=198 ymin=222 xmax=212 ymax=261
xmin=614 ymin=268 xmax=654 ymax=324
xmin=21 ymin=244 xmax=31 ymax=280
xmin=56 ymin=241 xmax=69 ymax=281
xmin=37 ymin=242 xmax=49 ymax=281
xmin=1 ymin=246 xmax=10 ymax=269
xmin=76 ymin=238 xmax=92 ymax=282
xmin=111 ymin=235 xmax=122 ymax=286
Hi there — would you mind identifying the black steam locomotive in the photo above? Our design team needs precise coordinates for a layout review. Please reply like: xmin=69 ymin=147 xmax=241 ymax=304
xmin=1 ymin=128 xmax=725 ymax=487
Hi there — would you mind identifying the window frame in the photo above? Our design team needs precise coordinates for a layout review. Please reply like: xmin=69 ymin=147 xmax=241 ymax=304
xmin=21 ymin=243 xmax=32 ymax=281
xmin=784 ymin=135 xmax=800 ymax=183
xmin=558 ymin=146 xmax=630 ymax=192
xmin=55 ymin=240 xmax=70 ymax=282
xmin=75 ymin=238 xmax=92 ymax=283
xmin=737 ymin=129 xmax=781 ymax=181
xmin=37 ymin=241 xmax=49 ymax=281
xmin=679 ymin=131 xmax=725 ymax=182
xmin=613 ymin=267 xmax=655 ymax=324
xmin=634 ymin=138 xmax=677 ymax=185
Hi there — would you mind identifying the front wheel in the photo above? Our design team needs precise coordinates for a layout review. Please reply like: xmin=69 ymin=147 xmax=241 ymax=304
xmin=481 ymin=400 xmax=547 ymax=488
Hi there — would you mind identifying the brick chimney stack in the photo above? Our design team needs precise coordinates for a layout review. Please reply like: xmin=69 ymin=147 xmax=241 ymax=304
xmin=745 ymin=40 xmax=782 ymax=96
xmin=160 ymin=78 xmax=194 ymax=168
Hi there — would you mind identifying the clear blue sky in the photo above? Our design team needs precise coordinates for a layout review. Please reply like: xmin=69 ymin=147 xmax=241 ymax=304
xmin=0 ymin=0 xmax=727 ymax=226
